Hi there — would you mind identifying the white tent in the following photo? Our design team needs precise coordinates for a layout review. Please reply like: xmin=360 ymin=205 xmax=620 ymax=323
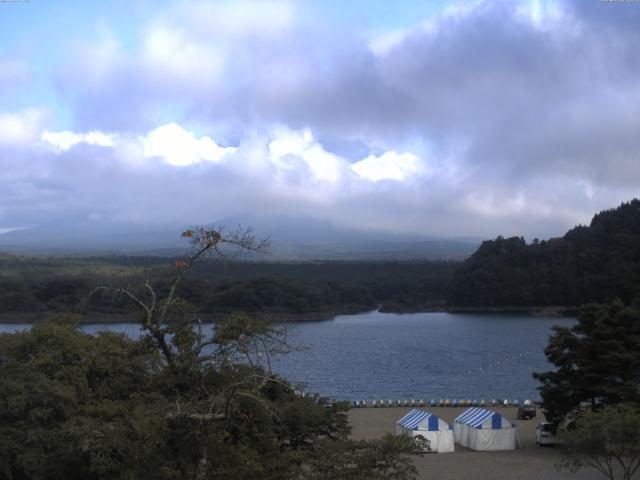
xmin=454 ymin=407 xmax=518 ymax=451
xmin=395 ymin=409 xmax=455 ymax=453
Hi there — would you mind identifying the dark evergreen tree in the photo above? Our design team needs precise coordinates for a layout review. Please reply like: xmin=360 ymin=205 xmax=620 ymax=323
xmin=533 ymin=301 xmax=640 ymax=428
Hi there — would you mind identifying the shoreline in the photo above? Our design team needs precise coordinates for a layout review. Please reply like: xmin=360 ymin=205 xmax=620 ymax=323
xmin=0 ymin=307 xmax=370 ymax=325
xmin=445 ymin=305 xmax=579 ymax=317
xmin=0 ymin=304 xmax=579 ymax=325
xmin=349 ymin=407 xmax=603 ymax=480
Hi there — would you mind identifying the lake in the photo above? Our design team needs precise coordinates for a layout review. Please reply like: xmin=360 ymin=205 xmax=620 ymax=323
xmin=0 ymin=310 xmax=574 ymax=402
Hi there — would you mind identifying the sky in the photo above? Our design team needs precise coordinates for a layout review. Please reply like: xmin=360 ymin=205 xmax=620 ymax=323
xmin=1 ymin=0 xmax=639 ymax=239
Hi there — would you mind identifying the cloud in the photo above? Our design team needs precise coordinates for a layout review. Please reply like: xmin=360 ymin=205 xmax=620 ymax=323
xmin=142 ymin=123 xmax=236 ymax=166
xmin=140 ymin=26 xmax=223 ymax=91
xmin=0 ymin=227 xmax=27 ymax=234
xmin=268 ymin=127 xmax=345 ymax=183
xmin=41 ymin=130 xmax=116 ymax=151
xmin=0 ymin=109 xmax=45 ymax=145
xmin=3 ymin=0 xmax=640 ymax=239
xmin=167 ymin=0 xmax=294 ymax=39
xmin=351 ymin=151 xmax=423 ymax=182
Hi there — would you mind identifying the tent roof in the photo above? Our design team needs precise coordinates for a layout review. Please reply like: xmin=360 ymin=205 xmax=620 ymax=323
xmin=397 ymin=409 xmax=444 ymax=431
xmin=454 ymin=407 xmax=512 ymax=429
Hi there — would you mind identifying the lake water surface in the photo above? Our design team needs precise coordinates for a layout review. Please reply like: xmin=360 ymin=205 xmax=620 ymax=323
xmin=0 ymin=311 xmax=574 ymax=401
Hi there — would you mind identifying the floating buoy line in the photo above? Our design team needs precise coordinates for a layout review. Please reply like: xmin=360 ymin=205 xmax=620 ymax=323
xmin=348 ymin=398 xmax=536 ymax=408
xmin=294 ymin=349 xmax=542 ymax=408
xmin=294 ymin=392 xmax=538 ymax=409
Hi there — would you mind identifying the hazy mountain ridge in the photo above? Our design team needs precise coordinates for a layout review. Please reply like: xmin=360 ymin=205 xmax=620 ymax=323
xmin=0 ymin=214 xmax=481 ymax=260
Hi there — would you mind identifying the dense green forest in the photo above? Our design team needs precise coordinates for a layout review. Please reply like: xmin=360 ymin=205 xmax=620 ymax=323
xmin=0 ymin=315 xmax=421 ymax=479
xmin=0 ymin=227 xmax=423 ymax=479
xmin=2 ymin=199 xmax=640 ymax=320
xmin=0 ymin=254 xmax=458 ymax=321
xmin=448 ymin=199 xmax=640 ymax=307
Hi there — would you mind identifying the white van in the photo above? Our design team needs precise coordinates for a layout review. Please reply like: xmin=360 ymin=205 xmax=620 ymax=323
xmin=535 ymin=422 xmax=558 ymax=446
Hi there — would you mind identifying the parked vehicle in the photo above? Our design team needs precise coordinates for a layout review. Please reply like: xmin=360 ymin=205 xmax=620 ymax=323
xmin=535 ymin=422 xmax=558 ymax=446
xmin=517 ymin=404 xmax=536 ymax=420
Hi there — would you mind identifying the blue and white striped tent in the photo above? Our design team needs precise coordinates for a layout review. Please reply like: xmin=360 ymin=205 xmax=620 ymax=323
xmin=454 ymin=408 xmax=517 ymax=451
xmin=396 ymin=409 xmax=454 ymax=453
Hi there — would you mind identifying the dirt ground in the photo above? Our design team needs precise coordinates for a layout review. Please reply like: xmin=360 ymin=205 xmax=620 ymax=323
xmin=348 ymin=406 xmax=614 ymax=480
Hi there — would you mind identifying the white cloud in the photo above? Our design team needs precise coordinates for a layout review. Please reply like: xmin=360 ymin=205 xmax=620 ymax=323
xmin=142 ymin=122 xmax=236 ymax=166
xmin=268 ymin=127 xmax=344 ymax=183
xmin=41 ymin=130 xmax=116 ymax=151
xmin=82 ymin=32 xmax=124 ymax=84
xmin=351 ymin=151 xmax=423 ymax=182
xmin=0 ymin=109 xmax=44 ymax=145
xmin=515 ymin=0 xmax=565 ymax=30
xmin=141 ymin=26 xmax=223 ymax=87
xmin=369 ymin=29 xmax=411 ymax=56
xmin=172 ymin=0 xmax=294 ymax=38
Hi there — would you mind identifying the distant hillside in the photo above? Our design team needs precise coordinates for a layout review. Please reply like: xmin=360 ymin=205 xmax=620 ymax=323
xmin=0 ymin=214 xmax=479 ymax=260
xmin=447 ymin=199 xmax=640 ymax=307
xmin=0 ymin=255 xmax=459 ymax=321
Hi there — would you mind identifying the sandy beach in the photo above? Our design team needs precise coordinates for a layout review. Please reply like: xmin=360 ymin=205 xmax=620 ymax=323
xmin=349 ymin=406 xmax=611 ymax=480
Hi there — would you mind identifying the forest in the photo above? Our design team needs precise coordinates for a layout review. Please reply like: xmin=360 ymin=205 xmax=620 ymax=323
xmin=0 ymin=227 xmax=425 ymax=480
xmin=0 ymin=254 xmax=458 ymax=321
xmin=447 ymin=199 xmax=640 ymax=308
xmin=1 ymin=200 xmax=639 ymax=321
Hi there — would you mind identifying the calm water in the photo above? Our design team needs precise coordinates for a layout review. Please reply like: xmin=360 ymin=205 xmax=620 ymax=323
xmin=0 ymin=311 xmax=574 ymax=401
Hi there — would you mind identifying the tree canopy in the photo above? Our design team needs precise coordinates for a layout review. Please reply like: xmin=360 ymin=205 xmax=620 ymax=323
xmin=0 ymin=315 xmax=364 ymax=479
xmin=557 ymin=404 xmax=640 ymax=480
xmin=534 ymin=301 xmax=640 ymax=428
xmin=0 ymin=227 xmax=421 ymax=480
xmin=0 ymin=254 xmax=456 ymax=320
xmin=448 ymin=199 xmax=640 ymax=307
